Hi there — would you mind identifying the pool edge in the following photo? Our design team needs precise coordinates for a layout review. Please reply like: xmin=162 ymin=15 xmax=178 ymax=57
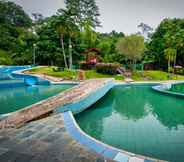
xmin=152 ymin=80 xmax=184 ymax=97
xmin=63 ymin=111 xmax=163 ymax=162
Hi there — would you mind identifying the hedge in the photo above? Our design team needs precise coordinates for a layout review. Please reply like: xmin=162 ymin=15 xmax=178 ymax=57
xmin=96 ymin=63 xmax=120 ymax=75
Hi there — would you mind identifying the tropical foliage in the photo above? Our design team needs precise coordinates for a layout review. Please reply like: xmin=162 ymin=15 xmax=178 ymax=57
xmin=147 ymin=18 xmax=184 ymax=69
xmin=0 ymin=0 xmax=34 ymax=65
xmin=116 ymin=34 xmax=145 ymax=70
xmin=1 ymin=0 xmax=184 ymax=76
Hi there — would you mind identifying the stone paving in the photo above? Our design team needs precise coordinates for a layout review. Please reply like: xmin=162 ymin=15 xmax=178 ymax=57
xmin=0 ymin=114 xmax=115 ymax=162
xmin=0 ymin=78 xmax=113 ymax=129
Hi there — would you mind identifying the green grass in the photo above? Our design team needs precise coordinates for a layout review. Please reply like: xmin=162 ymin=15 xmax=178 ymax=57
xmin=28 ymin=67 xmax=124 ymax=80
xmin=132 ymin=70 xmax=184 ymax=81
xmin=29 ymin=67 xmax=77 ymax=79
xmin=28 ymin=67 xmax=184 ymax=81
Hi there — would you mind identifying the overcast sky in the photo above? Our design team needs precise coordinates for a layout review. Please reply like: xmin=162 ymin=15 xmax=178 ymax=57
xmin=11 ymin=0 xmax=184 ymax=34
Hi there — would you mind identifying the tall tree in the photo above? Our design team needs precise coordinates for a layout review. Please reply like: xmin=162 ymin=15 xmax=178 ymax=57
xmin=54 ymin=9 xmax=79 ymax=69
xmin=65 ymin=0 xmax=101 ymax=28
xmin=54 ymin=15 xmax=69 ymax=68
xmin=0 ymin=0 xmax=33 ymax=65
xmin=164 ymin=48 xmax=177 ymax=73
xmin=147 ymin=18 xmax=184 ymax=69
xmin=116 ymin=34 xmax=145 ymax=70
xmin=0 ymin=0 xmax=31 ymax=27
xmin=81 ymin=20 xmax=98 ymax=49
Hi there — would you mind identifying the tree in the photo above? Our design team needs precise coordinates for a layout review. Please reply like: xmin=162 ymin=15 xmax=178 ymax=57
xmin=138 ymin=23 xmax=153 ymax=41
xmin=97 ymin=31 xmax=125 ymax=63
xmin=81 ymin=20 xmax=98 ymax=49
xmin=0 ymin=0 xmax=33 ymax=65
xmin=54 ymin=15 xmax=69 ymax=68
xmin=164 ymin=48 xmax=177 ymax=73
xmin=116 ymin=34 xmax=145 ymax=70
xmin=147 ymin=18 xmax=184 ymax=69
xmin=0 ymin=49 xmax=12 ymax=65
xmin=0 ymin=0 xmax=32 ymax=27
xmin=54 ymin=9 xmax=79 ymax=69
xmin=65 ymin=0 xmax=101 ymax=28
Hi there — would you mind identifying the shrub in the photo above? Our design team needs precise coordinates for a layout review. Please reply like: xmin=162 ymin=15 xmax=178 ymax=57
xmin=79 ymin=61 xmax=95 ymax=70
xmin=0 ymin=49 xmax=12 ymax=65
xmin=96 ymin=63 xmax=120 ymax=75
xmin=174 ymin=67 xmax=184 ymax=75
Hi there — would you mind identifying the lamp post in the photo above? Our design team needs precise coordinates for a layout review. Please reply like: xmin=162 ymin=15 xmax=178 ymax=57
xmin=33 ymin=43 xmax=36 ymax=66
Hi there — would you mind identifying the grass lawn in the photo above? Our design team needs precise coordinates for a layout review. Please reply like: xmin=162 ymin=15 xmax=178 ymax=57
xmin=132 ymin=70 xmax=184 ymax=81
xmin=28 ymin=67 xmax=184 ymax=81
xmin=28 ymin=66 xmax=124 ymax=80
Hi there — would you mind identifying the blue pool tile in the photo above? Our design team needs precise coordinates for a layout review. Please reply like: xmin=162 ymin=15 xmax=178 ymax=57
xmin=78 ymin=135 xmax=106 ymax=153
xmin=102 ymin=148 xmax=118 ymax=159
xmin=69 ymin=129 xmax=82 ymax=141
xmin=144 ymin=160 xmax=154 ymax=162
xmin=113 ymin=152 xmax=129 ymax=162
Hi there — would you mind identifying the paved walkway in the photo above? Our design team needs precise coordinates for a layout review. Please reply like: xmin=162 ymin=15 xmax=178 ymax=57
xmin=0 ymin=114 xmax=114 ymax=162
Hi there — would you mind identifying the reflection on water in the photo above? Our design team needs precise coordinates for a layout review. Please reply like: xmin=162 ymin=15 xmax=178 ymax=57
xmin=0 ymin=84 xmax=73 ymax=114
xmin=75 ymin=85 xmax=184 ymax=162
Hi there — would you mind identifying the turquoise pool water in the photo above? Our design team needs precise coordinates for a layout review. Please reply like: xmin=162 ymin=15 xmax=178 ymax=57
xmin=75 ymin=85 xmax=184 ymax=162
xmin=169 ymin=83 xmax=184 ymax=94
xmin=0 ymin=84 xmax=74 ymax=115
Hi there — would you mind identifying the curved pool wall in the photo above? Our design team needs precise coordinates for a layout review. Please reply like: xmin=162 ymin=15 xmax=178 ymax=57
xmin=63 ymin=111 xmax=156 ymax=162
xmin=152 ymin=81 xmax=184 ymax=97
xmin=0 ymin=66 xmax=32 ymax=80
xmin=56 ymin=79 xmax=114 ymax=114
xmin=62 ymin=82 xmax=160 ymax=162
xmin=0 ymin=66 xmax=50 ymax=86
xmin=11 ymin=67 xmax=50 ymax=86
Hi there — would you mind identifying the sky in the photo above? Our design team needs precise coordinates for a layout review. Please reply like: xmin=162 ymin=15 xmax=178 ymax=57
xmin=11 ymin=0 xmax=184 ymax=34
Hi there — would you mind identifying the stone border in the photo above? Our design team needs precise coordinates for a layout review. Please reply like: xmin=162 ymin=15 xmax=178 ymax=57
xmin=63 ymin=111 xmax=162 ymax=162
xmin=152 ymin=81 xmax=184 ymax=97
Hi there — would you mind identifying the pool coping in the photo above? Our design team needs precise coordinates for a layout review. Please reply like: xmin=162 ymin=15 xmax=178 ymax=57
xmin=152 ymin=80 xmax=184 ymax=97
xmin=63 ymin=111 xmax=164 ymax=162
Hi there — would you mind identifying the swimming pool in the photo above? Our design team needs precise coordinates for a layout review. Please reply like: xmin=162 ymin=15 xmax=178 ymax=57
xmin=75 ymin=84 xmax=184 ymax=162
xmin=0 ymin=83 xmax=74 ymax=115
xmin=0 ymin=66 xmax=31 ymax=80
xmin=169 ymin=82 xmax=184 ymax=94
xmin=0 ymin=66 xmax=74 ymax=115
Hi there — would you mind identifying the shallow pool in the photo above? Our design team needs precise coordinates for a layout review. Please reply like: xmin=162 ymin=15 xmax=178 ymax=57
xmin=0 ymin=84 xmax=74 ymax=115
xmin=169 ymin=83 xmax=184 ymax=94
xmin=75 ymin=84 xmax=184 ymax=162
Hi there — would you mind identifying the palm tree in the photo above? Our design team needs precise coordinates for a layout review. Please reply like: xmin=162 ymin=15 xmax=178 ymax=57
xmin=55 ymin=18 xmax=68 ymax=69
xmin=164 ymin=48 xmax=177 ymax=73
xmin=55 ymin=9 xmax=79 ymax=69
